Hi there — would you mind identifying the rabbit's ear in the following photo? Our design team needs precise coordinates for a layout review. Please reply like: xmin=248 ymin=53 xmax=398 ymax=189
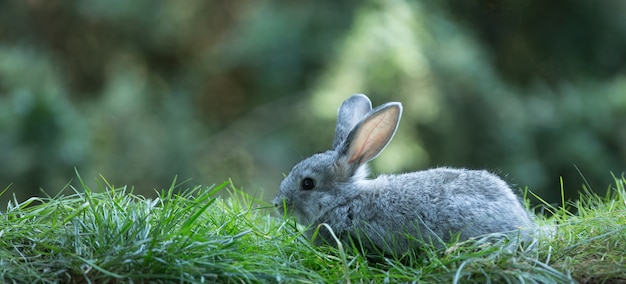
xmin=338 ymin=102 xmax=402 ymax=167
xmin=332 ymin=94 xmax=372 ymax=149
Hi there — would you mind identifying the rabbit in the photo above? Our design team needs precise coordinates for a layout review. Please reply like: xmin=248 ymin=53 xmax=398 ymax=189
xmin=273 ymin=94 xmax=535 ymax=257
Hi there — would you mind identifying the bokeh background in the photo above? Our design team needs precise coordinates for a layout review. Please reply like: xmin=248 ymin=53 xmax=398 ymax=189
xmin=1 ymin=0 xmax=625 ymax=209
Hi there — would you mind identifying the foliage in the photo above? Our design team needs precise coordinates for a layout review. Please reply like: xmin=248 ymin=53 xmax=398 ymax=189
xmin=0 ymin=0 xmax=624 ymax=206
xmin=1 ymin=175 xmax=625 ymax=283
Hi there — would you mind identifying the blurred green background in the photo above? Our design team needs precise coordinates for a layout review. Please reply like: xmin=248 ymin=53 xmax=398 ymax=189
xmin=1 ymin=0 xmax=625 ymax=208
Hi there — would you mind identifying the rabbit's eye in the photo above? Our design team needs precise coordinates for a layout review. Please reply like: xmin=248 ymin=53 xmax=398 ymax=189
xmin=301 ymin=177 xmax=316 ymax=190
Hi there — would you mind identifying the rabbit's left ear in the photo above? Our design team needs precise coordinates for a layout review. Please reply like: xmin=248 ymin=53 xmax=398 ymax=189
xmin=338 ymin=102 xmax=402 ymax=168
xmin=332 ymin=94 xmax=373 ymax=149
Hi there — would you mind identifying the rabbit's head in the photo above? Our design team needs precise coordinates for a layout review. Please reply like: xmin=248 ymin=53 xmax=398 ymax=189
xmin=273 ymin=94 xmax=402 ymax=226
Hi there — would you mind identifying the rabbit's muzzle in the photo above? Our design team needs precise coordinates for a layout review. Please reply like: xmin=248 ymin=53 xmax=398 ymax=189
xmin=272 ymin=196 xmax=289 ymax=210
xmin=273 ymin=195 xmax=295 ymax=216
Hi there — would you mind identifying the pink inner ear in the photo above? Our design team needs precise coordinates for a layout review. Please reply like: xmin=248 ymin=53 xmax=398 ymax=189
xmin=348 ymin=106 xmax=399 ymax=164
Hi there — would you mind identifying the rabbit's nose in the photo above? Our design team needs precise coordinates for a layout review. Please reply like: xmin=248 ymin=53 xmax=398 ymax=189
xmin=273 ymin=196 xmax=289 ymax=208
xmin=272 ymin=196 xmax=281 ymax=207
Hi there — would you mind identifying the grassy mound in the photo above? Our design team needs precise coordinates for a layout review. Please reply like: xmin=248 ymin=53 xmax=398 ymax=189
xmin=1 ymin=174 xmax=624 ymax=283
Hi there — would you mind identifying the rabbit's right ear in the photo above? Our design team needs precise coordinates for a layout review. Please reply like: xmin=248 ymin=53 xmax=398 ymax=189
xmin=331 ymin=94 xmax=372 ymax=149
xmin=337 ymin=102 xmax=402 ymax=170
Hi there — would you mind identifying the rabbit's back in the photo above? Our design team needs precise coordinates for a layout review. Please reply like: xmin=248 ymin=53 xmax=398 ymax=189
xmin=361 ymin=167 xmax=534 ymax=243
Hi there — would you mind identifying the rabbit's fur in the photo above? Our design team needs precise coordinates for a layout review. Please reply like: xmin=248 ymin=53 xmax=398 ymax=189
xmin=273 ymin=94 xmax=535 ymax=256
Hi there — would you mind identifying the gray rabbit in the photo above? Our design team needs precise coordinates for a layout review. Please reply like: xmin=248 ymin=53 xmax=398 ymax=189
xmin=273 ymin=94 xmax=535 ymax=256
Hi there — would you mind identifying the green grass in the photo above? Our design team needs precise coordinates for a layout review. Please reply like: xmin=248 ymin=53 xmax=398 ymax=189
xmin=1 ymin=174 xmax=625 ymax=283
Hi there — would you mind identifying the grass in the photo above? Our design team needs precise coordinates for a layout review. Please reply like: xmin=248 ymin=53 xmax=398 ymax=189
xmin=0 ymin=174 xmax=624 ymax=283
